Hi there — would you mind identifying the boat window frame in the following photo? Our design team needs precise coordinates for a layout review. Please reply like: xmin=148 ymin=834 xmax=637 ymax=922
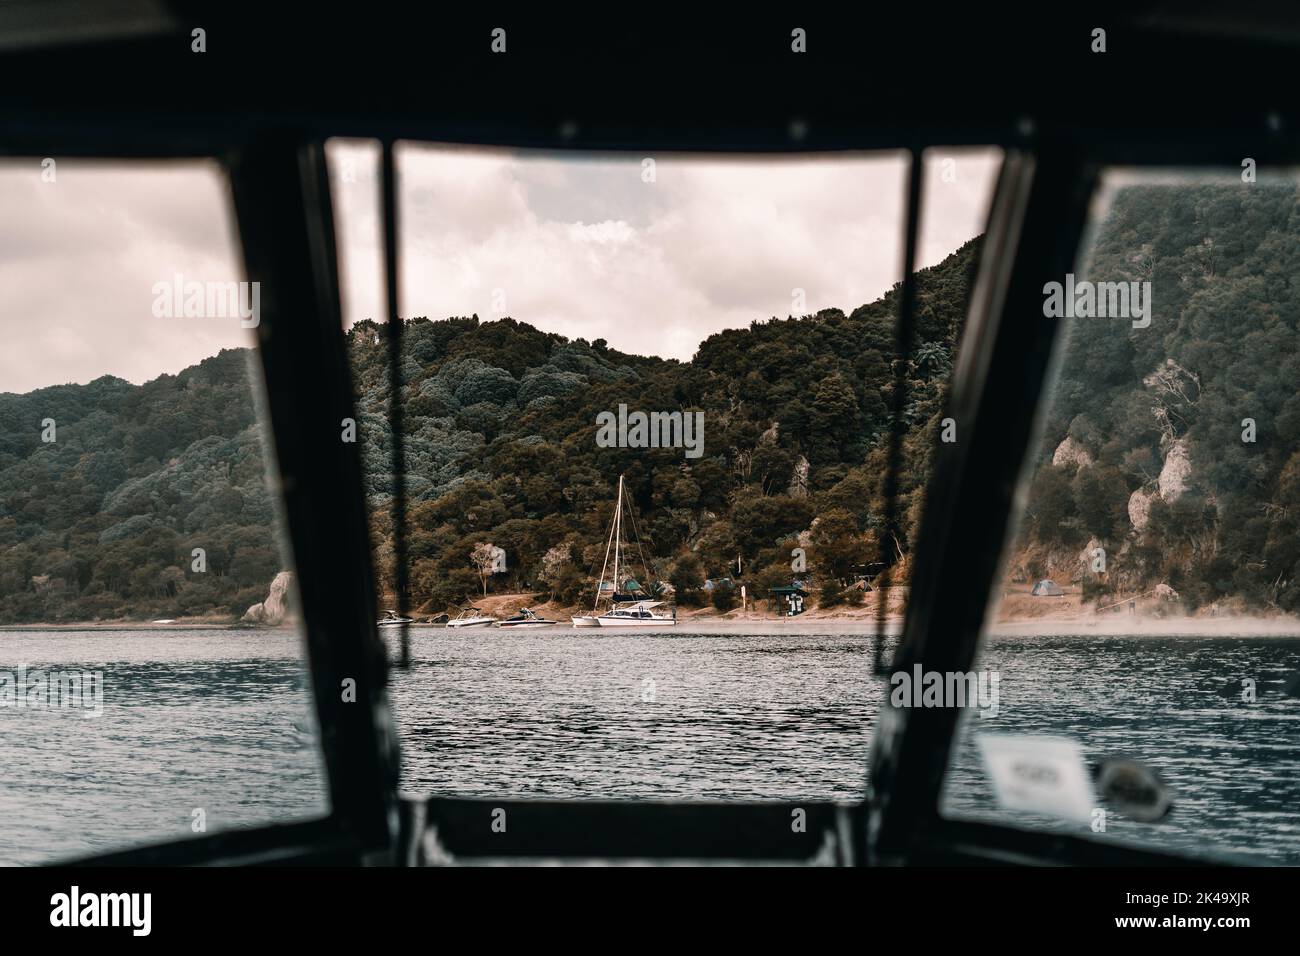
xmin=16 ymin=113 xmax=1300 ymax=867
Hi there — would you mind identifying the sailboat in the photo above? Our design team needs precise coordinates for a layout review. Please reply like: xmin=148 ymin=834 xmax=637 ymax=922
xmin=595 ymin=600 xmax=675 ymax=626
xmin=572 ymin=474 xmax=677 ymax=628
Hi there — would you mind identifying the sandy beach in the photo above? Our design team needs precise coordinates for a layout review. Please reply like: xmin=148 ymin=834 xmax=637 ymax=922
xmin=6 ymin=581 xmax=1300 ymax=637
xmin=6 ymin=609 xmax=1300 ymax=638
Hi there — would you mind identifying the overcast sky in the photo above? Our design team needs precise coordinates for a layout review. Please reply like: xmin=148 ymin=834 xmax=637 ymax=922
xmin=1 ymin=146 xmax=998 ymax=394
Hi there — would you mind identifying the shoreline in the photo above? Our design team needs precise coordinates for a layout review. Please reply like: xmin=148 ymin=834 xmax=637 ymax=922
xmin=986 ymin=615 xmax=1300 ymax=637
xmin=4 ymin=613 xmax=1300 ymax=638
xmin=19 ymin=581 xmax=1299 ymax=637
xmin=0 ymin=622 xmax=245 ymax=632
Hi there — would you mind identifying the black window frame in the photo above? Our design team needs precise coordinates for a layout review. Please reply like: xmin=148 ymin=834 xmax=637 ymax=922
xmin=6 ymin=15 xmax=1296 ymax=869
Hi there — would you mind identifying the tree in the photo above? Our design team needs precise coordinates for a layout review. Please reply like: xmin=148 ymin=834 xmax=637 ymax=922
xmin=470 ymin=542 xmax=501 ymax=597
xmin=811 ymin=508 xmax=868 ymax=586
xmin=669 ymin=553 xmax=704 ymax=607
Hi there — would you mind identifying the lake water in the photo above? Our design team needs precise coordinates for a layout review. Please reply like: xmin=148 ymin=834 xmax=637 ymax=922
xmin=1 ymin=627 xmax=1297 ymax=865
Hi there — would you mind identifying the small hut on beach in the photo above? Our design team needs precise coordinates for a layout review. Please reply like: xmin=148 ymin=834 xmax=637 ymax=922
xmin=769 ymin=583 xmax=809 ymax=616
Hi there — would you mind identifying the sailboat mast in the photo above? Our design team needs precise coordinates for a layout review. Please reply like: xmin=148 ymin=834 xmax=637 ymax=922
xmin=593 ymin=496 xmax=618 ymax=611
xmin=612 ymin=474 xmax=623 ymax=594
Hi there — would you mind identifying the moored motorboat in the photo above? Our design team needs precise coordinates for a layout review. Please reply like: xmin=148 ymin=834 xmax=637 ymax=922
xmin=495 ymin=607 xmax=557 ymax=628
xmin=377 ymin=610 xmax=413 ymax=627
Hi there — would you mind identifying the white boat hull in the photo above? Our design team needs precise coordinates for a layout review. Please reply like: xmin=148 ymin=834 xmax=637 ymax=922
xmin=495 ymin=621 xmax=553 ymax=629
xmin=446 ymin=618 xmax=494 ymax=629
xmin=594 ymin=616 xmax=676 ymax=627
xmin=571 ymin=616 xmax=601 ymax=627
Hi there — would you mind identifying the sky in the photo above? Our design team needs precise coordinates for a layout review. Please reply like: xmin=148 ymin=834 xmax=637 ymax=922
xmin=0 ymin=146 xmax=999 ymax=394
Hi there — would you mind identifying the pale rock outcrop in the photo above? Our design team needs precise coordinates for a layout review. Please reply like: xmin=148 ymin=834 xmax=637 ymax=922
xmin=1155 ymin=583 xmax=1179 ymax=601
xmin=1053 ymin=436 xmax=1094 ymax=468
xmin=1080 ymin=537 xmax=1105 ymax=574
xmin=788 ymin=455 xmax=810 ymax=498
xmin=1128 ymin=488 xmax=1153 ymax=532
xmin=242 ymin=570 xmax=294 ymax=625
xmin=1158 ymin=440 xmax=1191 ymax=501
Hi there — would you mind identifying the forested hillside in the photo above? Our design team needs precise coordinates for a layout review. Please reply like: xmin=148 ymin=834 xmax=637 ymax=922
xmin=1013 ymin=180 xmax=1300 ymax=613
xmin=0 ymin=350 xmax=283 ymax=622
xmin=0 ymin=239 xmax=977 ymax=623
xmin=346 ymin=237 xmax=978 ymax=613
xmin=5 ymin=175 xmax=1300 ymax=626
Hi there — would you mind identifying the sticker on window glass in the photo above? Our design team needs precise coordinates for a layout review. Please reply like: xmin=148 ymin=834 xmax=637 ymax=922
xmin=976 ymin=735 xmax=1096 ymax=824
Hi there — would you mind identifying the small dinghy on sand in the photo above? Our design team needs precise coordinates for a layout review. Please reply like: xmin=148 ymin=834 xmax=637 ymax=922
xmin=445 ymin=606 xmax=496 ymax=629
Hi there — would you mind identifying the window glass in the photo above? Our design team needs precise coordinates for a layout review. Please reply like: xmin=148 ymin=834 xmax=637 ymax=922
xmin=0 ymin=159 xmax=329 ymax=863
xmin=327 ymin=141 xmax=1001 ymax=802
xmin=943 ymin=168 xmax=1300 ymax=864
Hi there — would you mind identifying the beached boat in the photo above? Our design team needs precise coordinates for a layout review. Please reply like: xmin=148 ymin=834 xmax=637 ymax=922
xmin=446 ymin=606 xmax=495 ymax=628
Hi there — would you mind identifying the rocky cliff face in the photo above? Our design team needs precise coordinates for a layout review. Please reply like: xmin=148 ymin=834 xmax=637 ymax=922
xmin=788 ymin=455 xmax=810 ymax=498
xmin=1123 ymin=440 xmax=1192 ymax=534
xmin=1128 ymin=488 xmax=1153 ymax=532
xmin=242 ymin=570 xmax=294 ymax=626
xmin=1052 ymin=436 xmax=1094 ymax=469
xmin=1158 ymin=439 xmax=1191 ymax=501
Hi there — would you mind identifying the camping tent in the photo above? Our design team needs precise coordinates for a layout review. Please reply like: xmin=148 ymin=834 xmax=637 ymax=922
xmin=1031 ymin=579 xmax=1065 ymax=597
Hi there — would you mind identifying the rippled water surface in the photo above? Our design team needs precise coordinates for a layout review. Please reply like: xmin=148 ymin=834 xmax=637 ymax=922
xmin=0 ymin=629 xmax=326 ymax=866
xmin=2 ymin=628 xmax=1298 ymax=865
xmin=945 ymin=634 xmax=1300 ymax=864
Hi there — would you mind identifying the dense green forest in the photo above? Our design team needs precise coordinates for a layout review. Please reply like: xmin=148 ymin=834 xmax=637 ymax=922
xmin=0 ymin=350 xmax=284 ymax=622
xmin=3 ymin=179 xmax=1299 ymax=624
xmin=345 ymin=238 xmax=976 ymax=614
xmin=0 ymin=236 xmax=975 ymax=623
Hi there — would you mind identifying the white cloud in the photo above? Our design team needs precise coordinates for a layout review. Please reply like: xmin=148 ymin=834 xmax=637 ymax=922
xmin=0 ymin=159 xmax=249 ymax=394
xmin=330 ymin=142 xmax=1000 ymax=361
xmin=1 ymin=145 xmax=1000 ymax=393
